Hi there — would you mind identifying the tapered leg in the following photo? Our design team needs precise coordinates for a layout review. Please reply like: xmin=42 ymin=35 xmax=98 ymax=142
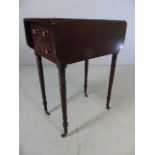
xmin=35 ymin=53 xmax=50 ymax=115
xmin=84 ymin=59 xmax=89 ymax=97
xmin=106 ymin=54 xmax=118 ymax=110
xmin=58 ymin=63 xmax=68 ymax=137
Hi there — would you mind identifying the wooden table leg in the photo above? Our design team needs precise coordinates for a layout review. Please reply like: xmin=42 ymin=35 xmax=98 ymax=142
xmin=58 ymin=63 xmax=68 ymax=137
xmin=84 ymin=59 xmax=89 ymax=97
xmin=106 ymin=54 xmax=118 ymax=109
xmin=35 ymin=53 xmax=50 ymax=115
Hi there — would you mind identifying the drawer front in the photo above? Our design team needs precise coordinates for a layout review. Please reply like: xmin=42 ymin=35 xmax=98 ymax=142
xmin=31 ymin=24 xmax=56 ymax=57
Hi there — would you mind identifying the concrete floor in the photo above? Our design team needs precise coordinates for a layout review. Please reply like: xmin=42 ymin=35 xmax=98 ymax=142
xmin=19 ymin=65 xmax=135 ymax=155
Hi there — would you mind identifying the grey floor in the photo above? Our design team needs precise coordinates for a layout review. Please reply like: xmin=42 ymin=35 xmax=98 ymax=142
xmin=19 ymin=66 xmax=135 ymax=155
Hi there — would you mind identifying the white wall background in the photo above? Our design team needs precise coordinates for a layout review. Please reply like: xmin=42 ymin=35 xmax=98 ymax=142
xmin=19 ymin=0 xmax=134 ymax=66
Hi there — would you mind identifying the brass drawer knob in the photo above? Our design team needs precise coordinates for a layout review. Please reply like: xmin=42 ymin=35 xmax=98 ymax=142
xmin=42 ymin=30 xmax=49 ymax=37
xmin=32 ymin=29 xmax=39 ymax=34
xmin=45 ymin=49 xmax=49 ymax=54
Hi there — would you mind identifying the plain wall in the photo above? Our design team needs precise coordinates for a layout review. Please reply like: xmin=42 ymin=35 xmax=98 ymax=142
xmin=19 ymin=0 xmax=134 ymax=65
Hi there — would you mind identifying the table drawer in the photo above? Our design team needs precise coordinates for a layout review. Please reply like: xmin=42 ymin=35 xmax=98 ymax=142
xmin=31 ymin=24 xmax=56 ymax=57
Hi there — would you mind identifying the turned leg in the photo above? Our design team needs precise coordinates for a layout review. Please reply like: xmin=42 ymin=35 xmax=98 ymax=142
xmin=84 ymin=59 xmax=89 ymax=97
xmin=106 ymin=54 xmax=118 ymax=110
xmin=58 ymin=63 xmax=68 ymax=137
xmin=35 ymin=53 xmax=50 ymax=115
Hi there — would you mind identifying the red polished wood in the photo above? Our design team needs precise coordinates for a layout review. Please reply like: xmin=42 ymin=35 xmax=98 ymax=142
xmin=24 ymin=18 xmax=127 ymax=137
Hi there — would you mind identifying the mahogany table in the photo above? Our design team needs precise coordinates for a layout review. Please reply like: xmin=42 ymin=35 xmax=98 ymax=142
xmin=24 ymin=18 xmax=127 ymax=137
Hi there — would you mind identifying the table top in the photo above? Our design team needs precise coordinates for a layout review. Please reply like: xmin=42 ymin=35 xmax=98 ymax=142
xmin=24 ymin=17 xmax=126 ymax=22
